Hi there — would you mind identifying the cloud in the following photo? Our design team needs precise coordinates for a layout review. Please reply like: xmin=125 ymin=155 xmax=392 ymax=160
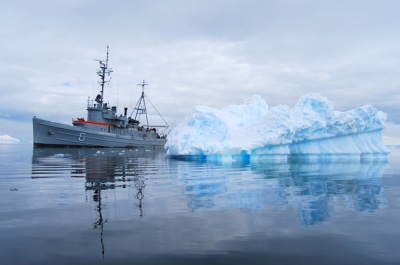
xmin=1 ymin=0 xmax=399 ymax=139
xmin=382 ymin=122 xmax=400 ymax=145
xmin=0 ymin=111 xmax=35 ymax=122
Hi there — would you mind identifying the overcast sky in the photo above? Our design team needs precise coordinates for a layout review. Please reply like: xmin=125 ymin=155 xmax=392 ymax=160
xmin=1 ymin=0 xmax=399 ymax=142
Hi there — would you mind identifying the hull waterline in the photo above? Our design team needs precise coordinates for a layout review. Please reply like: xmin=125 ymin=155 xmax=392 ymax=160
xmin=33 ymin=117 xmax=166 ymax=148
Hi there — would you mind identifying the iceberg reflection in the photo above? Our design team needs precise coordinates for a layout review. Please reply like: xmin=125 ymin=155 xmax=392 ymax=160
xmin=31 ymin=148 xmax=388 ymax=228
xmin=169 ymin=154 xmax=388 ymax=227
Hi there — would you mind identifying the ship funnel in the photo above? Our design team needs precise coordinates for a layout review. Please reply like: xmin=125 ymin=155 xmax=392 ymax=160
xmin=124 ymin=107 xmax=128 ymax=117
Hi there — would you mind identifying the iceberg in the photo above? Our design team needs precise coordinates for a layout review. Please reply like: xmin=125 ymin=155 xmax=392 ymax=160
xmin=165 ymin=94 xmax=389 ymax=158
xmin=0 ymin=135 xmax=20 ymax=144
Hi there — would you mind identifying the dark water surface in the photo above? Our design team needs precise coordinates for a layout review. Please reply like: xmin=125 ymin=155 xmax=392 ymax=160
xmin=1 ymin=144 xmax=399 ymax=265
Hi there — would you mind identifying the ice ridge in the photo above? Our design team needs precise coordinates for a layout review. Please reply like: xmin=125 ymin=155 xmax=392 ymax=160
xmin=165 ymin=94 xmax=389 ymax=156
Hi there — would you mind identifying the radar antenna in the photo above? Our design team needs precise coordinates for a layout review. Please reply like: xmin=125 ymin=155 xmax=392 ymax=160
xmin=93 ymin=46 xmax=113 ymax=103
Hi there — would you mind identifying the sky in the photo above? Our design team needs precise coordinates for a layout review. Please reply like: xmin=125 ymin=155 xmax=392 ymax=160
xmin=0 ymin=0 xmax=399 ymax=143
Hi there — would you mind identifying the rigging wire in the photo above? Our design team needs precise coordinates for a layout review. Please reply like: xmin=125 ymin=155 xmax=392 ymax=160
xmin=144 ymin=94 xmax=169 ymax=127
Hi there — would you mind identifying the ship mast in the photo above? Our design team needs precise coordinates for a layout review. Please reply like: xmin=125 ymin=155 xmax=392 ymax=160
xmin=133 ymin=80 xmax=149 ymax=127
xmin=130 ymin=80 xmax=170 ymax=133
xmin=94 ymin=46 xmax=113 ymax=104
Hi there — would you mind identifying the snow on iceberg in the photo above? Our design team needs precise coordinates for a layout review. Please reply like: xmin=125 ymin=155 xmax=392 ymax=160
xmin=165 ymin=94 xmax=389 ymax=157
xmin=0 ymin=135 xmax=20 ymax=144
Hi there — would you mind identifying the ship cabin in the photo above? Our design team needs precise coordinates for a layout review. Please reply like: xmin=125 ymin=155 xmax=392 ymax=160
xmin=72 ymin=95 xmax=140 ymax=133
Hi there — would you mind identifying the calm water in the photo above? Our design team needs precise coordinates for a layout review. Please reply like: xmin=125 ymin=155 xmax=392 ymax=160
xmin=1 ymin=144 xmax=399 ymax=265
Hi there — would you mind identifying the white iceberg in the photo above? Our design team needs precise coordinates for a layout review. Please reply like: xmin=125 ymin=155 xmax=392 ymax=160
xmin=0 ymin=135 xmax=20 ymax=144
xmin=165 ymin=94 xmax=389 ymax=157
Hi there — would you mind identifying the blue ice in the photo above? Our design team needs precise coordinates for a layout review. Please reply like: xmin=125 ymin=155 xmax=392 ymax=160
xmin=165 ymin=94 xmax=389 ymax=160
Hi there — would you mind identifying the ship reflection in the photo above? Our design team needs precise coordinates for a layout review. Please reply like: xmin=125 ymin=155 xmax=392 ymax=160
xmin=31 ymin=148 xmax=390 ymax=233
xmin=168 ymin=155 xmax=389 ymax=227
xmin=31 ymin=147 xmax=153 ymax=259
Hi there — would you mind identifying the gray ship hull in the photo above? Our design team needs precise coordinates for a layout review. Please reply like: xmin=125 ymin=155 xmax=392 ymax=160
xmin=33 ymin=117 xmax=167 ymax=148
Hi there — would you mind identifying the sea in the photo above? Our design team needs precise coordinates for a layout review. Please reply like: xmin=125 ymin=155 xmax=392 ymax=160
xmin=1 ymin=143 xmax=399 ymax=265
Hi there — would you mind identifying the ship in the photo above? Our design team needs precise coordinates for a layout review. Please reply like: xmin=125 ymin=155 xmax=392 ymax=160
xmin=33 ymin=47 xmax=169 ymax=148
